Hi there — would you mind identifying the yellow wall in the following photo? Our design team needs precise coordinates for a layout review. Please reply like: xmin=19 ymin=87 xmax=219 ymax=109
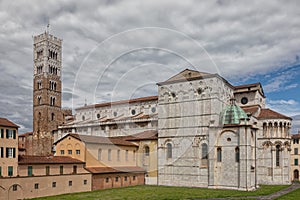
xmin=85 ymin=143 xmax=137 ymax=167
xmin=55 ymin=135 xmax=85 ymax=162
xmin=18 ymin=163 xmax=89 ymax=177
xmin=55 ymin=135 xmax=138 ymax=168
xmin=0 ymin=173 xmax=91 ymax=200
xmin=0 ymin=126 xmax=18 ymax=177
xmin=136 ymin=140 xmax=158 ymax=178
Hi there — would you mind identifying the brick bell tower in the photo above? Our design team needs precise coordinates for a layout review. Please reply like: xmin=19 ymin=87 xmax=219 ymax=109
xmin=33 ymin=31 xmax=63 ymax=156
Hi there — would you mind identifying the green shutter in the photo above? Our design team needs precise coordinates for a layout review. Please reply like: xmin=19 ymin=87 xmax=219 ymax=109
xmin=13 ymin=130 xmax=16 ymax=139
xmin=13 ymin=148 xmax=16 ymax=158
xmin=8 ymin=166 xmax=13 ymax=176
xmin=28 ymin=166 xmax=33 ymax=176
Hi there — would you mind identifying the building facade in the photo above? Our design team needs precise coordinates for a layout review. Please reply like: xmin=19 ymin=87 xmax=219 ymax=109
xmin=0 ymin=118 xmax=19 ymax=178
xmin=156 ymin=69 xmax=291 ymax=190
xmin=291 ymin=133 xmax=300 ymax=181
xmin=0 ymin=155 xmax=91 ymax=200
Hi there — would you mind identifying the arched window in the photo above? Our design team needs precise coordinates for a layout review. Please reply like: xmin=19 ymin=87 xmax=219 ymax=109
xmin=144 ymin=146 xmax=150 ymax=156
xmin=235 ymin=147 xmax=240 ymax=162
xmin=50 ymin=97 xmax=52 ymax=105
xmin=276 ymin=145 xmax=280 ymax=167
xmin=201 ymin=143 xmax=208 ymax=168
xmin=51 ymin=113 xmax=55 ymax=121
xmin=53 ymin=97 xmax=55 ymax=106
xmin=201 ymin=143 xmax=208 ymax=159
xmin=98 ymin=149 xmax=102 ymax=160
xmin=167 ymin=143 xmax=172 ymax=159
xmin=38 ymin=96 xmax=41 ymax=105
xmin=217 ymin=147 xmax=222 ymax=162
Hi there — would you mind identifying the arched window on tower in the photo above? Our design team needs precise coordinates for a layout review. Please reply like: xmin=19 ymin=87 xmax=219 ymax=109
xmin=53 ymin=97 xmax=55 ymax=106
xmin=166 ymin=143 xmax=172 ymax=159
xmin=276 ymin=145 xmax=280 ymax=167
xmin=38 ymin=96 xmax=41 ymax=105
xmin=217 ymin=147 xmax=222 ymax=162
xmin=235 ymin=147 xmax=240 ymax=162
xmin=51 ymin=113 xmax=55 ymax=121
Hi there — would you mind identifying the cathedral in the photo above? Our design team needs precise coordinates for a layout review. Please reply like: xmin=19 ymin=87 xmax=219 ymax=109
xmin=30 ymin=31 xmax=292 ymax=191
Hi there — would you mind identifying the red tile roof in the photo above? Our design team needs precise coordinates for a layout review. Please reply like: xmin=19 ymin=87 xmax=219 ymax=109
xmin=86 ymin=166 xmax=145 ymax=174
xmin=0 ymin=118 xmax=19 ymax=128
xmin=122 ymin=130 xmax=158 ymax=141
xmin=54 ymin=133 xmax=138 ymax=147
xmin=19 ymin=132 xmax=33 ymax=137
xmin=242 ymin=105 xmax=260 ymax=117
xmin=76 ymin=96 xmax=158 ymax=110
xmin=18 ymin=155 xmax=85 ymax=165
xmin=292 ymin=133 xmax=300 ymax=139
xmin=258 ymin=109 xmax=292 ymax=120
xmin=234 ymin=83 xmax=261 ymax=89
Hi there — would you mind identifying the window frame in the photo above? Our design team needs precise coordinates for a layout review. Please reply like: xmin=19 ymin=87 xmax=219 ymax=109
xmin=166 ymin=143 xmax=172 ymax=159
xmin=276 ymin=145 xmax=280 ymax=167
xmin=8 ymin=166 xmax=13 ymax=176
xmin=28 ymin=166 xmax=33 ymax=176
xmin=217 ymin=147 xmax=222 ymax=162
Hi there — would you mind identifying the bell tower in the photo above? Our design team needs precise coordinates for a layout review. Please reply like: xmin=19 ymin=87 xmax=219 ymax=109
xmin=33 ymin=31 xmax=63 ymax=155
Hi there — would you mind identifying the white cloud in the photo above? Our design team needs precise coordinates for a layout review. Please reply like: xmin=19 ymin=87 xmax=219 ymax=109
xmin=268 ymin=99 xmax=298 ymax=106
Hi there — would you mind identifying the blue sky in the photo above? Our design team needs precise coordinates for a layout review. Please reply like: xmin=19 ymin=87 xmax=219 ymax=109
xmin=0 ymin=0 xmax=299 ymax=133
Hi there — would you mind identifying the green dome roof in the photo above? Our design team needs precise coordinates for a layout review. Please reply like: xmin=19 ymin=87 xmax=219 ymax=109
xmin=221 ymin=99 xmax=248 ymax=125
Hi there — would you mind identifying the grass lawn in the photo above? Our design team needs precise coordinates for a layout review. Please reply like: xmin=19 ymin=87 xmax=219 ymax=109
xmin=276 ymin=188 xmax=300 ymax=200
xmin=32 ymin=185 xmax=289 ymax=200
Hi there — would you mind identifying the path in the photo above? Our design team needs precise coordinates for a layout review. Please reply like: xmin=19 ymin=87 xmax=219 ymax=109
xmin=198 ymin=182 xmax=300 ymax=200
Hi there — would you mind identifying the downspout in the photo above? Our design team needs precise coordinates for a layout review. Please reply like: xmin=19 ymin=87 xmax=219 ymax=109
xmin=238 ymin=128 xmax=240 ymax=189
xmin=255 ymin=128 xmax=257 ymax=189
xmin=245 ymin=126 xmax=248 ymax=190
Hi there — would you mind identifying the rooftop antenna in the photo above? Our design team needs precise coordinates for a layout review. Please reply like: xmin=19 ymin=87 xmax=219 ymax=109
xmin=84 ymin=98 xmax=87 ymax=106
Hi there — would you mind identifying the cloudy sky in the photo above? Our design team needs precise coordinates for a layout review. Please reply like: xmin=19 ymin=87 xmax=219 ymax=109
xmin=0 ymin=0 xmax=299 ymax=133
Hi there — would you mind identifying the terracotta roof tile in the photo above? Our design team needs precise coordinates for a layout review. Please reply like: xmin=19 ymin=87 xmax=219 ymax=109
xmin=76 ymin=96 xmax=158 ymax=110
xmin=86 ymin=166 xmax=145 ymax=174
xmin=292 ymin=133 xmax=300 ymax=139
xmin=19 ymin=132 xmax=33 ymax=137
xmin=234 ymin=83 xmax=261 ymax=89
xmin=18 ymin=155 xmax=84 ymax=165
xmin=122 ymin=130 xmax=158 ymax=141
xmin=258 ymin=109 xmax=292 ymax=120
xmin=0 ymin=118 xmax=19 ymax=128
xmin=242 ymin=105 xmax=260 ymax=117
xmin=54 ymin=133 xmax=138 ymax=147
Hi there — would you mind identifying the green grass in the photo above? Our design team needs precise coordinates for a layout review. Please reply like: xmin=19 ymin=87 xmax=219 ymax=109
xmin=32 ymin=185 xmax=289 ymax=200
xmin=276 ymin=188 xmax=300 ymax=200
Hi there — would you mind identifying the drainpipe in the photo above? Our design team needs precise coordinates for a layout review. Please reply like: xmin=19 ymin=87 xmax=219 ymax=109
xmin=255 ymin=128 xmax=257 ymax=189
xmin=245 ymin=126 xmax=248 ymax=190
